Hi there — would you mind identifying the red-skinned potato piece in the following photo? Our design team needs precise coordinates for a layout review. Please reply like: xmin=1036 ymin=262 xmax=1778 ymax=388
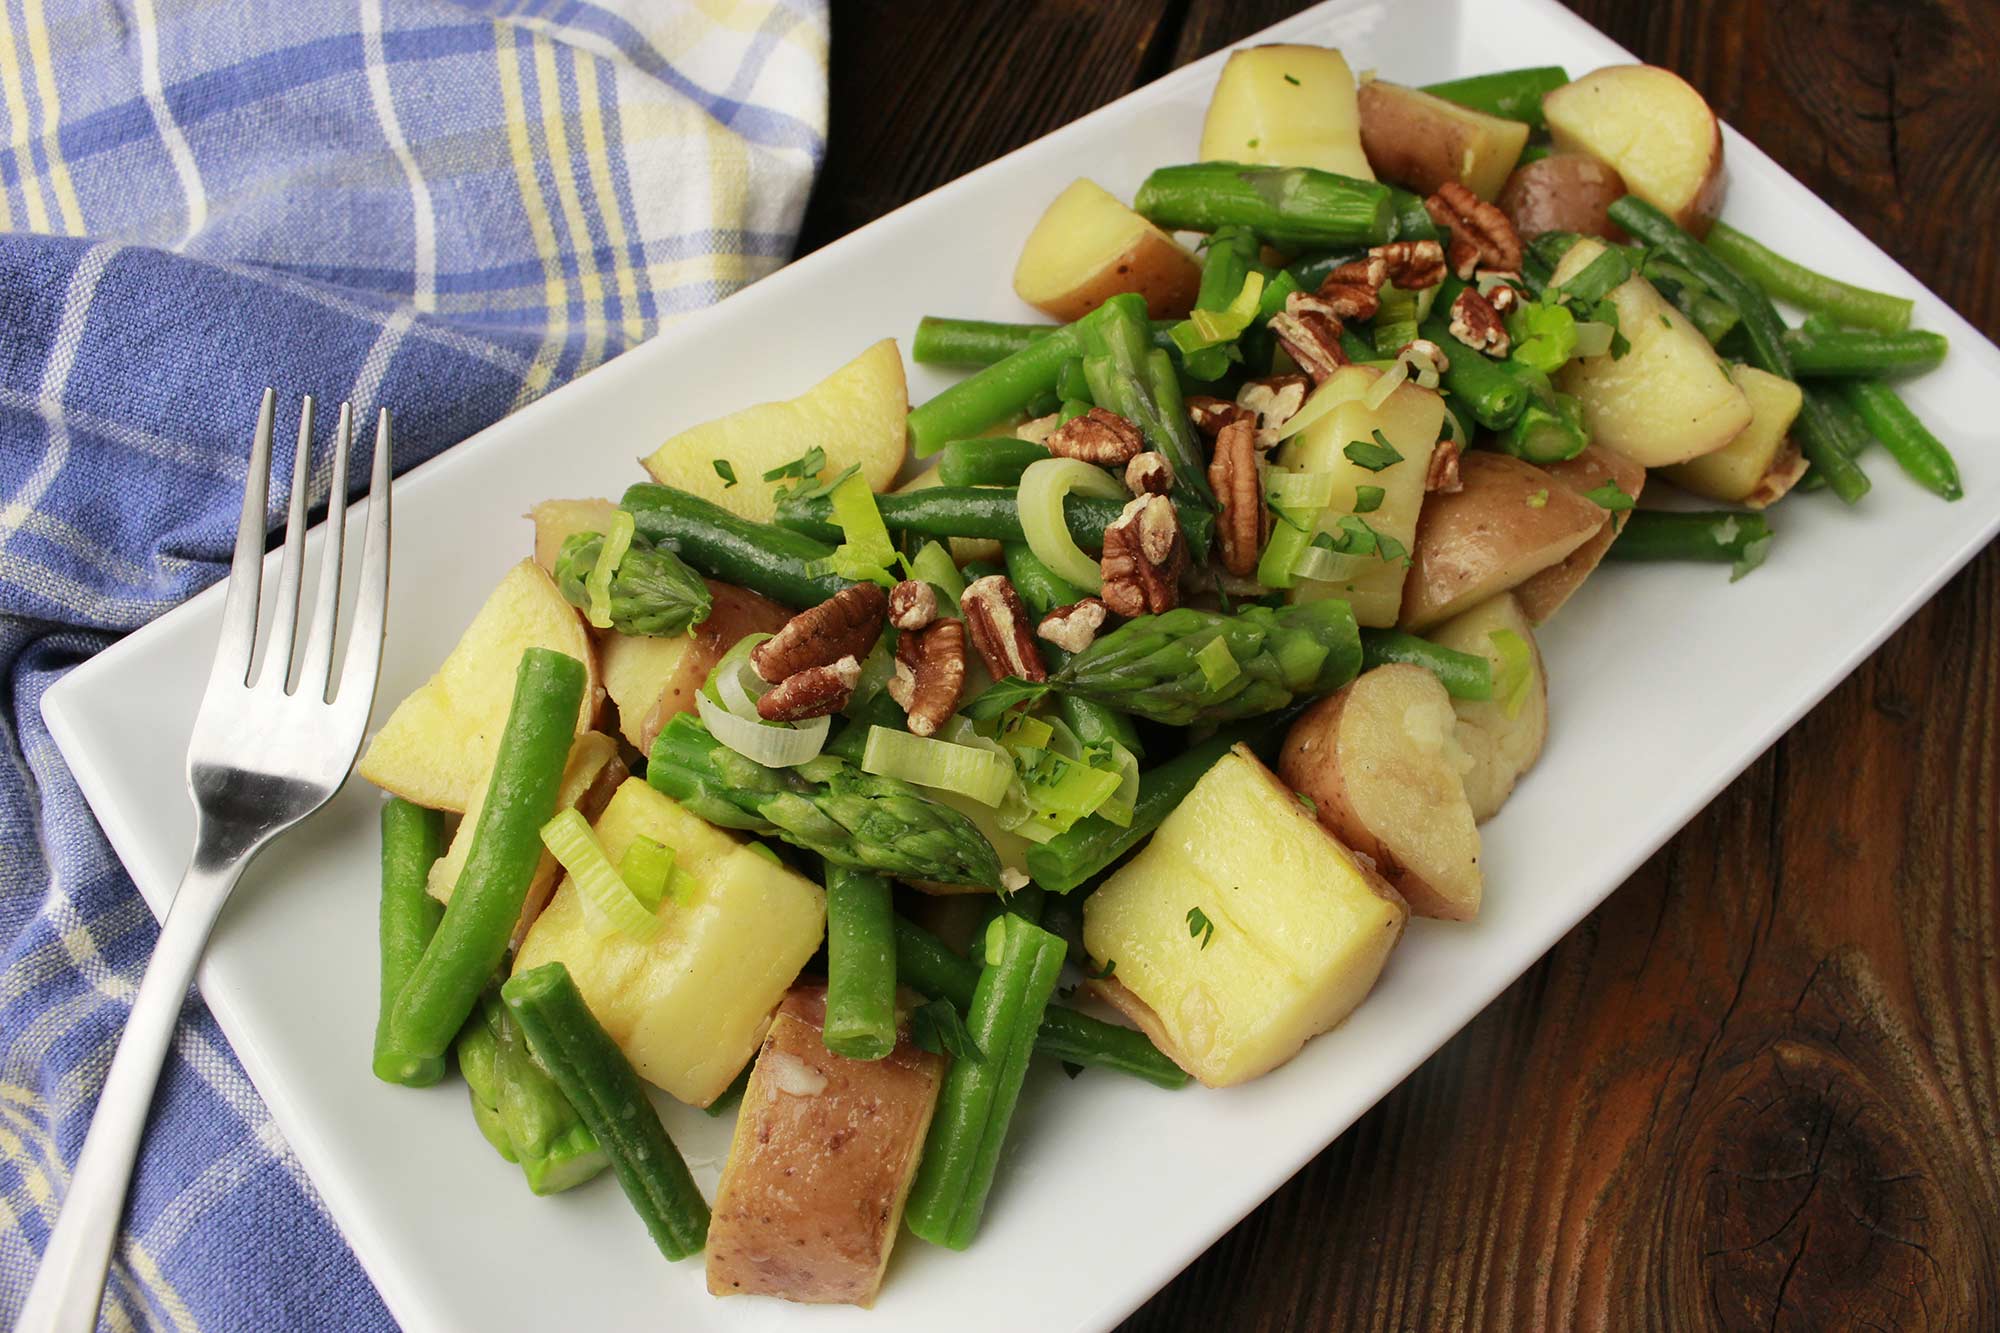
xmin=1496 ymin=153 xmax=1629 ymax=241
xmin=1542 ymin=64 xmax=1726 ymax=238
xmin=706 ymin=985 xmax=943 ymax=1307
xmin=598 ymin=580 xmax=792 ymax=753
xmin=1514 ymin=445 xmax=1647 ymax=623
xmin=1013 ymin=178 xmax=1200 ymax=322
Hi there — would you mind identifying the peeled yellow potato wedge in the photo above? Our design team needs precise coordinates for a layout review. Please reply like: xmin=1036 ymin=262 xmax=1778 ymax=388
xmin=1514 ymin=444 xmax=1647 ymax=623
xmin=425 ymin=732 xmax=626 ymax=945
xmin=358 ymin=560 xmax=598 ymax=812
xmin=1400 ymin=452 xmax=1602 ymax=632
xmin=1281 ymin=664 xmax=1483 ymax=920
xmin=514 ymin=778 xmax=826 ymax=1106
xmin=528 ymin=497 xmax=619 ymax=575
xmin=1275 ymin=364 xmax=1445 ymax=627
xmin=1662 ymin=365 xmax=1808 ymax=507
xmin=641 ymin=338 xmax=907 ymax=522
xmin=1012 ymin=178 xmax=1200 ymax=323
xmin=1552 ymin=237 xmax=1754 ymax=467
xmin=1083 ymin=745 xmax=1407 ymax=1087
xmin=597 ymin=581 xmax=791 ymax=752
xmin=707 ymin=986 xmax=942 ymax=1307
xmin=1544 ymin=64 xmax=1725 ymax=237
xmin=1427 ymin=594 xmax=1547 ymax=822
xmin=1200 ymin=45 xmax=1373 ymax=179
xmin=1357 ymin=79 xmax=1529 ymax=201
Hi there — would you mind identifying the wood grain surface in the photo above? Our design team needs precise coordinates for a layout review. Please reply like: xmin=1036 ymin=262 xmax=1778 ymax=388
xmin=800 ymin=3 xmax=2000 ymax=1328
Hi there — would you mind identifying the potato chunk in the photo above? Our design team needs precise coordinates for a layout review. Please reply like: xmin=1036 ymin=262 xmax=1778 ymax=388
xmin=514 ymin=779 xmax=826 ymax=1105
xmin=1662 ymin=365 xmax=1807 ymax=507
xmin=358 ymin=560 xmax=598 ymax=812
xmin=1082 ymin=746 xmax=1407 ymax=1087
xmin=641 ymin=338 xmax=906 ymax=522
xmin=1426 ymin=594 xmax=1547 ymax=822
xmin=528 ymin=497 xmax=619 ymax=576
xmin=1399 ymin=452 xmax=1602 ymax=632
xmin=1514 ymin=444 xmax=1647 ymax=623
xmin=597 ymin=581 xmax=791 ymax=751
xmin=1281 ymin=665 xmax=1483 ymax=920
xmin=1552 ymin=237 xmax=1753 ymax=467
xmin=707 ymin=986 xmax=943 ymax=1307
xmin=1200 ymin=45 xmax=1373 ymax=179
xmin=1357 ymin=79 xmax=1529 ymax=201
xmin=1544 ymin=64 xmax=1725 ymax=237
xmin=1497 ymin=152 xmax=1627 ymax=241
xmin=1012 ymin=178 xmax=1200 ymax=323
xmin=1275 ymin=365 xmax=1445 ymax=627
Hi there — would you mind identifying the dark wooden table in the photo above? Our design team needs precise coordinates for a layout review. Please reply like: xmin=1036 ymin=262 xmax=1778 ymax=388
xmin=799 ymin=3 xmax=2000 ymax=1327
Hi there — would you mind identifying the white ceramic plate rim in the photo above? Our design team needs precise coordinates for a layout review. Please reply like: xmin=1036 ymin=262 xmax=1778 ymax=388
xmin=42 ymin=1 xmax=2000 ymax=1329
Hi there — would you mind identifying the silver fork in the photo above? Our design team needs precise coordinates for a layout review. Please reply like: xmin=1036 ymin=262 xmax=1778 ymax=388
xmin=18 ymin=390 xmax=393 ymax=1333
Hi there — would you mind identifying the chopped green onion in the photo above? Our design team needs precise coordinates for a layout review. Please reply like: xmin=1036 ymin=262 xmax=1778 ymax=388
xmin=1361 ymin=357 xmax=1410 ymax=411
xmin=696 ymin=692 xmax=831 ymax=767
xmin=1489 ymin=629 xmax=1533 ymax=721
xmin=1291 ymin=540 xmax=1368 ymax=584
xmin=1092 ymin=740 xmax=1140 ymax=829
xmin=1570 ymin=319 xmax=1615 ymax=359
xmin=906 ymin=541 xmax=966 ymax=615
xmin=828 ymin=472 xmax=897 ymax=584
xmin=1194 ymin=637 xmax=1241 ymax=691
xmin=861 ymin=726 xmax=1014 ymax=806
xmin=583 ymin=510 xmax=636 ymax=630
xmin=704 ymin=631 xmax=775 ymax=720
xmin=851 ymin=634 xmax=899 ymax=708
xmin=1017 ymin=456 xmax=1127 ymax=591
xmin=617 ymin=836 xmax=675 ymax=911
xmin=1169 ymin=271 xmax=1267 ymax=355
xmin=541 ymin=808 xmax=661 ymax=942
xmin=1505 ymin=300 xmax=1578 ymax=374
xmin=1264 ymin=469 xmax=1339 ymax=513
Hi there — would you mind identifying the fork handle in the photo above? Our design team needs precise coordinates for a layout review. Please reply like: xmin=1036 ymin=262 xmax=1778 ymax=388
xmin=16 ymin=855 xmax=245 ymax=1333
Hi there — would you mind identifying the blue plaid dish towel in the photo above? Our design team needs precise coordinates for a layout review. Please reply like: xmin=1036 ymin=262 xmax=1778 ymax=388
xmin=0 ymin=2 xmax=826 ymax=1328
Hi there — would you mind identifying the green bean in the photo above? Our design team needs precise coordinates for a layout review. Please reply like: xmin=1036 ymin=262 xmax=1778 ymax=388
xmin=1359 ymin=629 xmax=1493 ymax=700
xmin=503 ymin=963 xmax=710 ymax=1260
xmin=1794 ymin=388 xmax=1873 ymax=505
xmin=492 ymin=991 xmax=608 ymax=1195
xmin=1781 ymin=328 xmax=1948 ymax=379
xmin=1704 ymin=221 xmax=1914 ymax=333
xmin=1420 ymin=66 xmax=1569 ymax=129
xmin=1421 ymin=280 xmax=1529 ymax=429
xmin=1182 ymin=225 xmax=1262 ymax=380
xmin=1840 ymin=381 xmax=1962 ymax=501
xmin=1607 ymin=197 xmax=1793 ymax=379
xmin=822 ymin=863 xmax=899 ymax=1061
xmin=387 ymin=649 xmax=585 ymax=1064
xmin=936 ymin=436 xmax=1051 ymax=487
xmin=373 ymin=798 xmax=446 ymax=1086
xmin=621 ymin=483 xmax=851 ymax=608
xmin=1603 ymin=510 xmax=1775 ymax=574
xmin=910 ymin=316 xmax=1177 ymax=371
xmin=905 ymin=914 xmax=1069 ymax=1250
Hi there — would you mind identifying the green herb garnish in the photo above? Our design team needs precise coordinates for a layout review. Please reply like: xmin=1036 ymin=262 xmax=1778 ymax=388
xmin=712 ymin=459 xmax=738 ymax=488
xmin=1353 ymin=484 xmax=1385 ymax=514
xmin=1186 ymin=906 xmax=1215 ymax=949
xmin=911 ymin=998 xmax=983 ymax=1062
xmin=1343 ymin=430 xmax=1403 ymax=472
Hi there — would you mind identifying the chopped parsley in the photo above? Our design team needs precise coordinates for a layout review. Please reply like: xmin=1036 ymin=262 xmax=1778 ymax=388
xmin=1295 ymin=791 xmax=1317 ymax=816
xmin=1343 ymin=430 xmax=1403 ymax=472
xmin=1660 ymin=313 xmax=1673 ymax=329
xmin=1084 ymin=956 xmax=1117 ymax=980
xmin=711 ymin=458 xmax=739 ymax=488
xmin=1282 ymin=73 xmax=1301 ymax=85
xmin=1186 ymin=906 xmax=1215 ymax=949
xmin=762 ymin=445 xmax=826 ymax=483
xmin=1581 ymin=480 xmax=1636 ymax=511
xmin=1246 ymin=137 xmax=1260 ymax=149
xmin=910 ymin=998 xmax=983 ymax=1062
xmin=1314 ymin=514 xmax=1409 ymax=564
xmin=1526 ymin=488 xmax=1549 ymax=509
xmin=1353 ymin=484 xmax=1385 ymax=514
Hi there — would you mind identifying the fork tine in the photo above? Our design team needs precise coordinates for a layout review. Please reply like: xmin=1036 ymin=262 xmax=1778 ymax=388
xmin=335 ymin=408 xmax=392 ymax=712
xmin=210 ymin=390 xmax=276 ymax=689
xmin=297 ymin=402 xmax=354 ymax=701
xmin=255 ymin=397 xmax=315 ymax=690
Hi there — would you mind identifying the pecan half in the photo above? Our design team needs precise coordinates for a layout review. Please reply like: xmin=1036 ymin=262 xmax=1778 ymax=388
xmin=1038 ymin=597 xmax=1108 ymax=654
xmin=1125 ymin=451 xmax=1174 ymax=496
xmin=888 ymin=579 xmax=938 ymax=631
xmin=1236 ymin=375 xmax=1310 ymax=450
xmin=1485 ymin=280 xmax=1521 ymax=314
xmin=1369 ymin=239 xmax=1447 ymax=291
xmin=1316 ymin=255 xmax=1386 ymax=320
xmin=961 ymin=575 xmax=1047 ymax=682
xmin=1099 ymin=494 xmax=1184 ymax=617
xmin=1045 ymin=407 xmax=1143 ymax=467
xmin=756 ymin=655 xmax=861 ymax=721
xmin=1185 ymin=395 xmax=1251 ymax=439
xmin=1424 ymin=181 xmax=1523 ymax=279
xmin=1426 ymin=439 xmax=1463 ymax=494
xmin=1447 ymin=286 xmax=1510 ymax=358
xmin=888 ymin=618 xmax=966 ymax=737
xmin=1268 ymin=292 xmax=1349 ymax=385
xmin=1206 ymin=417 xmax=1267 ymax=578
xmin=1397 ymin=337 xmax=1451 ymax=376
xmin=751 ymin=582 xmax=887 ymax=682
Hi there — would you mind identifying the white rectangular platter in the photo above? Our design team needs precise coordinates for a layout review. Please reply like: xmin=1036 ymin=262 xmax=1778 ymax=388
xmin=42 ymin=0 xmax=2000 ymax=1328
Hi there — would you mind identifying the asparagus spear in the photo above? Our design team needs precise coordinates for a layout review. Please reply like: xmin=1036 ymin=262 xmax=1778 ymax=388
xmin=1052 ymin=599 xmax=1362 ymax=727
xmin=647 ymin=713 xmax=1003 ymax=888
xmin=1133 ymin=163 xmax=1395 ymax=249
xmin=552 ymin=529 xmax=712 ymax=637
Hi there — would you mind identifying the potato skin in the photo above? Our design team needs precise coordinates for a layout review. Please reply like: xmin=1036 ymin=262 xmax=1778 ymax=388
xmin=1027 ymin=228 xmax=1199 ymax=323
xmin=707 ymin=986 xmax=943 ymax=1307
xmin=1013 ymin=179 xmax=1200 ymax=322
xmin=1399 ymin=453 xmax=1603 ymax=631
xmin=1497 ymin=153 xmax=1628 ymax=241
xmin=1357 ymin=80 xmax=1529 ymax=201
xmin=1280 ymin=666 xmax=1481 ymax=920
xmin=1514 ymin=445 xmax=1647 ymax=623
xmin=643 ymin=580 xmax=791 ymax=747
xmin=1544 ymin=65 xmax=1726 ymax=238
